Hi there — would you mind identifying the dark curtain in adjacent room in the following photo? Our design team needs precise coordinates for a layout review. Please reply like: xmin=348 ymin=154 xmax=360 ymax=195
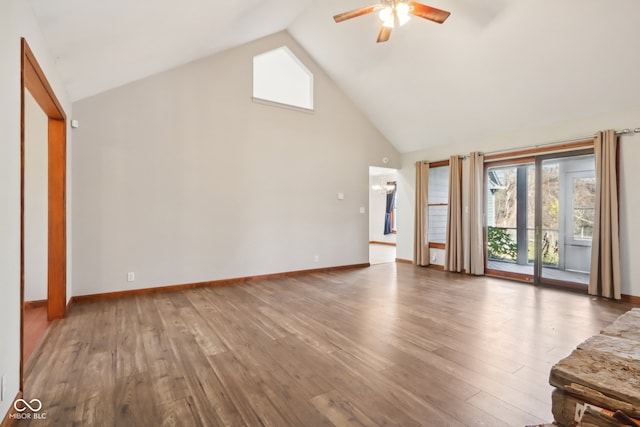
xmin=384 ymin=184 xmax=397 ymax=235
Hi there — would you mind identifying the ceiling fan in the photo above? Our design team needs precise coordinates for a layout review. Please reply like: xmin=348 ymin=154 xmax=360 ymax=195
xmin=333 ymin=0 xmax=451 ymax=43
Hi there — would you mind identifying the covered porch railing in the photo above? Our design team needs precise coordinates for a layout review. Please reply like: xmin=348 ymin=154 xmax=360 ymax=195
xmin=487 ymin=226 xmax=559 ymax=267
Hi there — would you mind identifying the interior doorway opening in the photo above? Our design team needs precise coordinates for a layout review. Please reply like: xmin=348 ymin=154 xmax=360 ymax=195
xmin=369 ymin=166 xmax=398 ymax=265
xmin=20 ymin=38 xmax=67 ymax=390
xmin=23 ymin=89 xmax=52 ymax=365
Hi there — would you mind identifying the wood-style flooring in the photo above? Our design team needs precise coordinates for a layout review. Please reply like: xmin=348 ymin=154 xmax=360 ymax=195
xmin=23 ymin=304 xmax=51 ymax=365
xmin=17 ymin=263 xmax=636 ymax=426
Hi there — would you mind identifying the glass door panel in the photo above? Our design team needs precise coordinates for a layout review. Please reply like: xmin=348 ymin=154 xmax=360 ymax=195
xmin=538 ymin=154 xmax=594 ymax=286
xmin=486 ymin=163 xmax=535 ymax=280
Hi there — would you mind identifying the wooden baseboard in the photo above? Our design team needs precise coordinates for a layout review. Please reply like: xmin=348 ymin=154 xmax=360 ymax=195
xmin=428 ymin=264 xmax=445 ymax=271
xmin=395 ymin=258 xmax=413 ymax=264
xmin=70 ymin=263 xmax=371 ymax=303
xmin=369 ymin=241 xmax=396 ymax=247
xmin=23 ymin=300 xmax=47 ymax=310
xmin=621 ymin=294 xmax=640 ymax=305
xmin=1 ymin=391 xmax=23 ymax=427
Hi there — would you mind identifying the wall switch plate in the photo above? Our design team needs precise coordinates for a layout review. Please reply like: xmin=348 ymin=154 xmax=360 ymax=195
xmin=314 ymin=255 xmax=319 ymax=263
xmin=359 ymin=207 xmax=365 ymax=214
xmin=337 ymin=193 xmax=344 ymax=200
xmin=127 ymin=272 xmax=135 ymax=282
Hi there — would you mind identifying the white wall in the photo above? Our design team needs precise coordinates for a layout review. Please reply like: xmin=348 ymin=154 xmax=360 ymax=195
xmin=24 ymin=90 xmax=48 ymax=302
xmin=369 ymin=172 xmax=397 ymax=244
xmin=0 ymin=0 xmax=71 ymax=419
xmin=71 ymin=31 xmax=399 ymax=296
xmin=397 ymin=107 xmax=640 ymax=297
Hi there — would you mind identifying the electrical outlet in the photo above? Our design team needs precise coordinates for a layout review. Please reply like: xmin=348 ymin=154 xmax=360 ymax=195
xmin=127 ymin=272 xmax=135 ymax=282
xmin=314 ymin=255 xmax=319 ymax=263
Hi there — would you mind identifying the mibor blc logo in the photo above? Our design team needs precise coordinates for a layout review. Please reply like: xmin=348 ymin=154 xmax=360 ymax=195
xmin=10 ymin=398 xmax=47 ymax=420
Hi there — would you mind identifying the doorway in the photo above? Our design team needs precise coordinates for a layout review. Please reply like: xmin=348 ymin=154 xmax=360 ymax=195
xmin=20 ymin=39 xmax=67 ymax=388
xmin=485 ymin=150 xmax=595 ymax=288
xmin=369 ymin=166 xmax=398 ymax=265
xmin=23 ymin=89 xmax=51 ymax=365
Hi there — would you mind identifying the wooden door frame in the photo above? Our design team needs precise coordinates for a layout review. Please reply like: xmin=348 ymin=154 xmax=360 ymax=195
xmin=20 ymin=38 xmax=67 ymax=389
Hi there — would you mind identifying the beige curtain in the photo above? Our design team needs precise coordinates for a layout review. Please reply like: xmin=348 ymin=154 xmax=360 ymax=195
xmin=468 ymin=152 xmax=485 ymax=275
xmin=445 ymin=156 xmax=464 ymax=272
xmin=589 ymin=130 xmax=621 ymax=299
xmin=414 ymin=161 xmax=430 ymax=266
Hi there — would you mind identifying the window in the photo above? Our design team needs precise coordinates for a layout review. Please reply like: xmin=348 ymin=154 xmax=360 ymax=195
xmin=252 ymin=46 xmax=313 ymax=110
xmin=428 ymin=163 xmax=449 ymax=245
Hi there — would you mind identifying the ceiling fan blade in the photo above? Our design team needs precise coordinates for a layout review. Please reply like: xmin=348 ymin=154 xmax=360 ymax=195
xmin=334 ymin=5 xmax=378 ymax=23
xmin=377 ymin=26 xmax=392 ymax=43
xmin=408 ymin=1 xmax=451 ymax=23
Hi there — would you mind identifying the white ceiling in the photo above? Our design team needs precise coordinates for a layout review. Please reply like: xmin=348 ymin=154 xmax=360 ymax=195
xmin=29 ymin=0 xmax=640 ymax=153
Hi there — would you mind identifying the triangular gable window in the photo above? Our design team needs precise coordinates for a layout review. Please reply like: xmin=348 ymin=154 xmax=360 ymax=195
xmin=253 ymin=46 xmax=314 ymax=111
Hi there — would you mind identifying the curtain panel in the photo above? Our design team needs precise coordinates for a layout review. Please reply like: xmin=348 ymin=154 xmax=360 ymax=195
xmin=384 ymin=185 xmax=397 ymax=235
xmin=468 ymin=152 xmax=485 ymax=275
xmin=414 ymin=161 xmax=430 ymax=266
xmin=589 ymin=130 xmax=621 ymax=299
xmin=445 ymin=156 xmax=464 ymax=272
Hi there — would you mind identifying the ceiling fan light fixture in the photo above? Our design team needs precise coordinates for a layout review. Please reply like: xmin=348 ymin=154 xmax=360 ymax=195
xmin=379 ymin=6 xmax=395 ymax=28
xmin=333 ymin=0 xmax=450 ymax=43
xmin=379 ymin=3 xmax=410 ymax=28
xmin=396 ymin=2 xmax=411 ymax=26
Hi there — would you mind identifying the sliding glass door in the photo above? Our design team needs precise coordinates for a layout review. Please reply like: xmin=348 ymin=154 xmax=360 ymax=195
xmin=486 ymin=150 xmax=595 ymax=288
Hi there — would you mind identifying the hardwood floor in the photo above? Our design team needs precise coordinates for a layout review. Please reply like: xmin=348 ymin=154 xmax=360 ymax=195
xmin=23 ymin=304 xmax=51 ymax=365
xmin=17 ymin=263 xmax=636 ymax=426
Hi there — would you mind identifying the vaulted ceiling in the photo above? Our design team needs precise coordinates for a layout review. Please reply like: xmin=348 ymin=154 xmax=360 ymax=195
xmin=29 ymin=0 xmax=640 ymax=153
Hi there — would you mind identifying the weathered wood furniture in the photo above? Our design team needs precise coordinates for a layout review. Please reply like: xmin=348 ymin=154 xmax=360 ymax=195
xmin=549 ymin=308 xmax=640 ymax=426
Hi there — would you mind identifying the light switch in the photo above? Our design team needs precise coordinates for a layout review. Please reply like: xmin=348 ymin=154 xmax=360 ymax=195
xmin=359 ymin=207 xmax=365 ymax=214
xmin=338 ymin=193 xmax=344 ymax=200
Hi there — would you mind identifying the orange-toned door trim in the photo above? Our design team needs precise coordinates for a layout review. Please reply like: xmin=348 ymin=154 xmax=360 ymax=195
xmin=20 ymin=38 xmax=67 ymax=390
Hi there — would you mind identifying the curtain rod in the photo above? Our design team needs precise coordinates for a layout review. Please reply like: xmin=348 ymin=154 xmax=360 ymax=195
xmin=481 ymin=128 xmax=636 ymax=158
xmin=421 ymin=128 xmax=639 ymax=163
